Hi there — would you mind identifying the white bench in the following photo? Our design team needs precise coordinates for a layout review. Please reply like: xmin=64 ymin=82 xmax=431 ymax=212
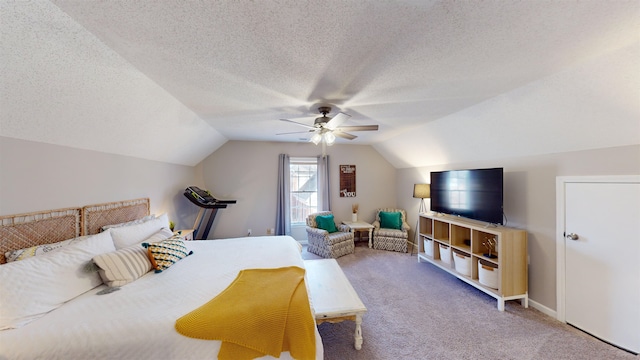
xmin=304 ymin=259 xmax=367 ymax=350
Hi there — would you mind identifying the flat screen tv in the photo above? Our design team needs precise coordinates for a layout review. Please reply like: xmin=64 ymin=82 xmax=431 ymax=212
xmin=430 ymin=167 xmax=504 ymax=225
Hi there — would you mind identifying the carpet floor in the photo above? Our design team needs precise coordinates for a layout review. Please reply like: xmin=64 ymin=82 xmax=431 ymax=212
xmin=302 ymin=243 xmax=637 ymax=360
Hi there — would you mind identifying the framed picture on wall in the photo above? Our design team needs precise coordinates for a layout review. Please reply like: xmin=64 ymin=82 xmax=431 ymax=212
xmin=340 ymin=165 xmax=356 ymax=197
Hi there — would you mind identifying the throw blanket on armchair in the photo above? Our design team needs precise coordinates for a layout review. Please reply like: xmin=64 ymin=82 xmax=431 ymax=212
xmin=175 ymin=266 xmax=316 ymax=360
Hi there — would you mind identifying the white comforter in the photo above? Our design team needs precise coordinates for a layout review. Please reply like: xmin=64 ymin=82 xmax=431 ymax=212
xmin=0 ymin=236 xmax=323 ymax=360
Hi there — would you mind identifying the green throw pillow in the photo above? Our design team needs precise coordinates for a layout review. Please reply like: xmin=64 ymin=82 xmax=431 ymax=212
xmin=379 ymin=211 xmax=402 ymax=230
xmin=316 ymin=214 xmax=338 ymax=233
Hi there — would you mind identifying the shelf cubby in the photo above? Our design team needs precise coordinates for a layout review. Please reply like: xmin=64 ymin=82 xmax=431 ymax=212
xmin=451 ymin=224 xmax=472 ymax=252
xmin=433 ymin=220 xmax=450 ymax=242
xmin=419 ymin=216 xmax=433 ymax=237
xmin=473 ymin=230 xmax=500 ymax=260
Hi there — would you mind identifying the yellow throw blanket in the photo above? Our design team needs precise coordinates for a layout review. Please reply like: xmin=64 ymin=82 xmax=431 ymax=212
xmin=175 ymin=266 xmax=316 ymax=360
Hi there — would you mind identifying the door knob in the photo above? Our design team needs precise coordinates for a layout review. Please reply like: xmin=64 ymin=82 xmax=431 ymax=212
xmin=566 ymin=233 xmax=579 ymax=240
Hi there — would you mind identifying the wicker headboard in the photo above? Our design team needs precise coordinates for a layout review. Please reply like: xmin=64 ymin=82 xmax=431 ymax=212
xmin=0 ymin=208 xmax=81 ymax=264
xmin=0 ymin=198 xmax=150 ymax=264
xmin=82 ymin=198 xmax=150 ymax=236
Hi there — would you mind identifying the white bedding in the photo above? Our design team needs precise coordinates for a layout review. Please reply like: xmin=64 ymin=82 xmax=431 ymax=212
xmin=0 ymin=236 xmax=323 ymax=360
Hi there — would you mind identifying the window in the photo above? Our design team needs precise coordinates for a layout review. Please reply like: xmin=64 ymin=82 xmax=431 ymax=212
xmin=289 ymin=157 xmax=318 ymax=224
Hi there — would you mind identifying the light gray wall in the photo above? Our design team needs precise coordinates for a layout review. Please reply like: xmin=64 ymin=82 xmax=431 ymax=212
xmin=0 ymin=136 xmax=199 ymax=231
xmin=4 ymin=135 xmax=638 ymax=314
xmin=396 ymin=144 xmax=640 ymax=313
xmin=198 ymin=141 xmax=397 ymax=239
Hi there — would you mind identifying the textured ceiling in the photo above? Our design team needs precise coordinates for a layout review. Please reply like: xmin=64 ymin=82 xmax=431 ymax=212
xmin=1 ymin=1 xmax=638 ymax=166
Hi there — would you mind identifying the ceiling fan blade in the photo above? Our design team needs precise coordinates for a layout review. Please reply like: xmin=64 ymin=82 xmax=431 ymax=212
xmin=333 ymin=131 xmax=357 ymax=140
xmin=276 ymin=130 xmax=314 ymax=135
xmin=280 ymin=119 xmax=316 ymax=129
xmin=336 ymin=125 xmax=379 ymax=132
xmin=325 ymin=112 xmax=351 ymax=130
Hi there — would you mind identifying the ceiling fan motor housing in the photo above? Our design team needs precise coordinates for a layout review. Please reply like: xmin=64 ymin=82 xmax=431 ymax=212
xmin=314 ymin=106 xmax=332 ymax=127
xmin=314 ymin=116 xmax=330 ymax=127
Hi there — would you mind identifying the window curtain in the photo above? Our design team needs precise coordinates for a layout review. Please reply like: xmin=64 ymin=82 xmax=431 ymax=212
xmin=275 ymin=154 xmax=291 ymax=236
xmin=317 ymin=155 xmax=331 ymax=211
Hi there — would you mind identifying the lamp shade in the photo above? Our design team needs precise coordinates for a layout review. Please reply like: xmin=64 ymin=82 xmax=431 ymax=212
xmin=413 ymin=184 xmax=430 ymax=199
xmin=324 ymin=131 xmax=336 ymax=145
xmin=310 ymin=132 xmax=322 ymax=145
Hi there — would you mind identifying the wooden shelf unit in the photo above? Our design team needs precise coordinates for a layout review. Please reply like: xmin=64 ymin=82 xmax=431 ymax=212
xmin=417 ymin=213 xmax=528 ymax=311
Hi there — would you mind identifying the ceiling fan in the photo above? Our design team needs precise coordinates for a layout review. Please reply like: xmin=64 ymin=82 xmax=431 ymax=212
xmin=278 ymin=106 xmax=378 ymax=146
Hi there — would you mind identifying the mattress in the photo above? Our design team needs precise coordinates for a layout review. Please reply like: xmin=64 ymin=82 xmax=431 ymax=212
xmin=0 ymin=236 xmax=323 ymax=360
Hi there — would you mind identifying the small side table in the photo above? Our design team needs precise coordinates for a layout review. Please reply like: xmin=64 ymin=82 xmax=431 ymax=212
xmin=173 ymin=229 xmax=194 ymax=241
xmin=342 ymin=221 xmax=374 ymax=248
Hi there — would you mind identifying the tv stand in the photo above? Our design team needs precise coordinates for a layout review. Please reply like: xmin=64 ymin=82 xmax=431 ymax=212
xmin=417 ymin=213 xmax=528 ymax=311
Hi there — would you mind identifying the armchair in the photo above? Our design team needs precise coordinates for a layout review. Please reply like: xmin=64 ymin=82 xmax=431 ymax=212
xmin=306 ymin=211 xmax=354 ymax=258
xmin=372 ymin=208 xmax=410 ymax=253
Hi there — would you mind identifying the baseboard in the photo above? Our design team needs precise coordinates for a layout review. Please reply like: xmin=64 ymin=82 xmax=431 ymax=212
xmin=528 ymin=298 xmax=557 ymax=319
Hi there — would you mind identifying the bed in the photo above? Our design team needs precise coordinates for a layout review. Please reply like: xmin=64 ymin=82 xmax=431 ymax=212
xmin=0 ymin=199 xmax=323 ymax=360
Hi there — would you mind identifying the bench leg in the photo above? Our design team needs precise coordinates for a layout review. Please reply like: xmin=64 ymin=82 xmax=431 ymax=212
xmin=354 ymin=314 xmax=363 ymax=350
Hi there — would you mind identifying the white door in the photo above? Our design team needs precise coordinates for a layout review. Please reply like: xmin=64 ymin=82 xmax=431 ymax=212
xmin=561 ymin=179 xmax=640 ymax=354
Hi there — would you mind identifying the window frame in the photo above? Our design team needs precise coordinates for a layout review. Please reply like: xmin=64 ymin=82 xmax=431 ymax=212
xmin=289 ymin=157 xmax=318 ymax=225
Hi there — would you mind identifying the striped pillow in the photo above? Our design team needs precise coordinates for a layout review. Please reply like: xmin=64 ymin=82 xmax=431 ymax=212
xmin=93 ymin=245 xmax=152 ymax=287
xmin=92 ymin=228 xmax=172 ymax=287
xmin=142 ymin=239 xmax=192 ymax=273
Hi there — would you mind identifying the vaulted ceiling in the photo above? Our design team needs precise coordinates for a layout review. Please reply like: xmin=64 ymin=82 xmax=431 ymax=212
xmin=1 ymin=1 xmax=638 ymax=167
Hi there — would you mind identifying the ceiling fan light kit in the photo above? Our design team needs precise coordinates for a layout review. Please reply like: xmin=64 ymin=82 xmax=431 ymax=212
xmin=310 ymin=128 xmax=336 ymax=146
xmin=310 ymin=132 xmax=322 ymax=145
xmin=278 ymin=106 xmax=379 ymax=148
xmin=324 ymin=131 xmax=336 ymax=145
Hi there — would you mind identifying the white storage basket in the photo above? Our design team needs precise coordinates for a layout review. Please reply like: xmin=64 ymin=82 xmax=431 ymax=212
xmin=439 ymin=244 xmax=451 ymax=265
xmin=478 ymin=259 xmax=499 ymax=289
xmin=452 ymin=250 xmax=471 ymax=276
xmin=424 ymin=238 xmax=434 ymax=257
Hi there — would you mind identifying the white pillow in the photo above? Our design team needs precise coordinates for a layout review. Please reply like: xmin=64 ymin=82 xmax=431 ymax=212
xmin=0 ymin=231 xmax=116 ymax=330
xmin=109 ymin=213 xmax=170 ymax=249
xmin=101 ymin=214 xmax=156 ymax=232
xmin=93 ymin=228 xmax=172 ymax=287
xmin=4 ymin=235 xmax=91 ymax=262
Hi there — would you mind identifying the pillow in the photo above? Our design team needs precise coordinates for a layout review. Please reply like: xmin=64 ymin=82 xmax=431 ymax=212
xmin=4 ymin=235 xmax=91 ymax=263
xmin=379 ymin=211 xmax=402 ymax=230
xmin=142 ymin=239 xmax=192 ymax=273
xmin=101 ymin=214 xmax=156 ymax=232
xmin=92 ymin=228 xmax=172 ymax=287
xmin=315 ymin=214 xmax=338 ymax=233
xmin=109 ymin=213 xmax=170 ymax=249
xmin=143 ymin=227 xmax=174 ymax=243
xmin=0 ymin=231 xmax=116 ymax=330
xmin=93 ymin=244 xmax=151 ymax=287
